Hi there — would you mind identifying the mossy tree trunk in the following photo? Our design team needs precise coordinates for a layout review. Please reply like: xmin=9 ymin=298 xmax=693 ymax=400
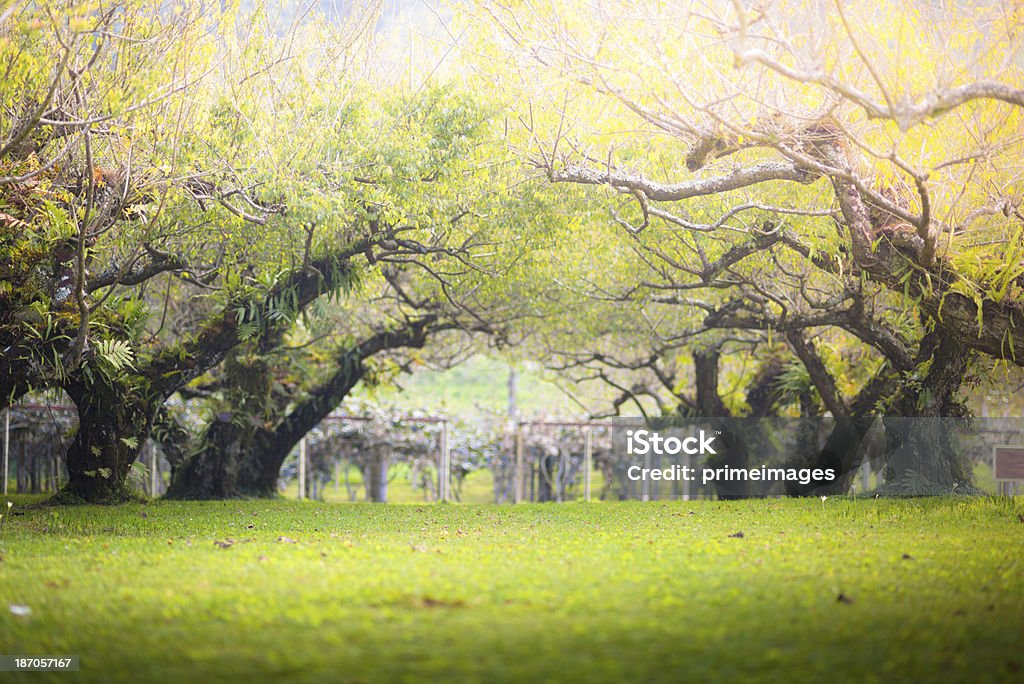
xmin=882 ymin=331 xmax=975 ymax=493
xmin=167 ymin=320 xmax=436 ymax=499
xmin=53 ymin=251 xmax=366 ymax=503
xmin=783 ymin=369 xmax=897 ymax=496
xmin=163 ymin=348 xmax=276 ymax=498
xmin=60 ymin=370 xmax=157 ymax=503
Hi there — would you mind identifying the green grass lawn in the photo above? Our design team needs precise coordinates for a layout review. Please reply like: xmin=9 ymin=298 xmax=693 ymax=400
xmin=1 ymin=497 xmax=1022 ymax=683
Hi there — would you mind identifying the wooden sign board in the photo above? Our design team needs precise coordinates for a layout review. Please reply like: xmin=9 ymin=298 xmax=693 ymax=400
xmin=994 ymin=446 xmax=1024 ymax=481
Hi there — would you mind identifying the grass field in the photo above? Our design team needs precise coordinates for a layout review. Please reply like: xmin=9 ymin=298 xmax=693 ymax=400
xmin=1 ymin=497 xmax=1023 ymax=683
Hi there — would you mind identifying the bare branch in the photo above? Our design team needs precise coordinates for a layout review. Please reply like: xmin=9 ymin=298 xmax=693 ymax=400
xmin=547 ymin=160 xmax=813 ymax=202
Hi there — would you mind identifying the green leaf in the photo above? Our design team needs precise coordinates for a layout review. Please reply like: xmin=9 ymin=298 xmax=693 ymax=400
xmin=96 ymin=339 xmax=136 ymax=372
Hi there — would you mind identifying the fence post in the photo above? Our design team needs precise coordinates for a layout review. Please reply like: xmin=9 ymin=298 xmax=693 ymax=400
xmin=439 ymin=420 xmax=451 ymax=502
xmin=583 ymin=427 xmax=592 ymax=502
xmin=682 ymin=451 xmax=691 ymax=501
xmin=2 ymin=409 xmax=8 ymax=496
xmin=641 ymin=447 xmax=651 ymax=502
xmin=514 ymin=422 xmax=524 ymax=503
xmin=150 ymin=442 xmax=159 ymax=497
xmin=298 ymin=437 xmax=306 ymax=500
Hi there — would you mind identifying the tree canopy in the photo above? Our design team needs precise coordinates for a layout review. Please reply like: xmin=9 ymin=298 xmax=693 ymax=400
xmin=3 ymin=0 xmax=1024 ymax=500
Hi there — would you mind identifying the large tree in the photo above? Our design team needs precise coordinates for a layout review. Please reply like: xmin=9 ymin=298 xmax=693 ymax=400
xmin=160 ymin=270 xmax=515 ymax=499
xmin=471 ymin=0 xmax=1024 ymax=492
xmin=1 ymin=1 xmax=536 ymax=502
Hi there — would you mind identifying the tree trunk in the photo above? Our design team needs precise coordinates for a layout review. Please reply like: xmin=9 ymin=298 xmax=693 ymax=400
xmin=537 ymin=452 xmax=556 ymax=502
xmin=165 ymin=349 xmax=276 ymax=499
xmin=164 ymin=416 xmax=260 ymax=498
xmin=59 ymin=372 xmax=155 ymax=503
xmin=881 ymin=332 xmax=976 ymax=494
xmin=150 ymin=404 xmax=192 ymax=480
xmin=166 ymin=343 xmax=369 ymax=499
xmin=364 ymin=445 xmax=389 ymax=503
xmin=53 ymin=249 xmax=369 ymax=503
xmin=167 ymin=321 xmax=433 ymax=500
xmin=783 ymin=417 xmax=876 ymax=496
xmin=692 ymin=348 xmax=749 ymax=498
xmin=167 ymin=361 xmax=365 ymax=499
xmin=782 ymin=361 xmax=899 ymax=496
xmin=881 ymin=417 xmax=974 ymax=492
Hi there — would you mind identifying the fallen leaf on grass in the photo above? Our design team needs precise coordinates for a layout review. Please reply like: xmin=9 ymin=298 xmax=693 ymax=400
xmin=728 ymin=531 xmax=744 ymax=538
xmin=213 ymin=540 xmax=234 ymax=549
xmin=420 ymin=597 xmax=465 ymax=609
xmin=277 ymin=536 xmax=298 ymax=544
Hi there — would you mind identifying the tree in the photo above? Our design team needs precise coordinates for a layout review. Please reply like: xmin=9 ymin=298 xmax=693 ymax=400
xmin=3 ymin=1 xmax=511 ymax=502
xmin=1 ymin=0 xmax=296 ymax=500
xmin=147 ymin=61 xmax=552 ymax=498
xmin=470 ymin=0 xmax=1024 ymax=492
xmin=160 ymin=282 xmax=506 ymax=499
xmin=1 ymin=1 xmax=223 ymax=406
